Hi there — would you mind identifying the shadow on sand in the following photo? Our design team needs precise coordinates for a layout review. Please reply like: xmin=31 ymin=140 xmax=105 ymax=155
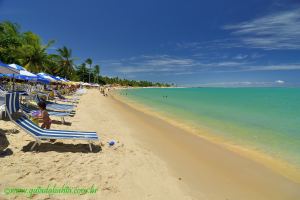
xmin=51 ymin=120 xmax=72 ymax=126
xmin=0 ymin=148 xmax=13 ymax=157
xmin=0 ymin=128 xmax=13 ymax=157
xmin=22 ymin=141 xmax=101 ymax=153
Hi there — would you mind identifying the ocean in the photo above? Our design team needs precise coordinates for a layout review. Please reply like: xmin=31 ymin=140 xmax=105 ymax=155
xmin=117 ymin=87 xmax=300 ymax=169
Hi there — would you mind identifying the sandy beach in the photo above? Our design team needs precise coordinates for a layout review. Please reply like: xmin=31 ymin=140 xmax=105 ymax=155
xmin=1 ymin=89 xmax=300 ymax=200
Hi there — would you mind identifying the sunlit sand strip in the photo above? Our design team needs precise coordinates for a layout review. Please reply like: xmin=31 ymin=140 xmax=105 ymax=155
xmin=112 ymin=91 xmax=300 ymax=184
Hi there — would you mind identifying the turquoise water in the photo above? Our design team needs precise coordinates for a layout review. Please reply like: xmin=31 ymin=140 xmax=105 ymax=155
xmin=118 ymin=88 xmax=300 ymax=168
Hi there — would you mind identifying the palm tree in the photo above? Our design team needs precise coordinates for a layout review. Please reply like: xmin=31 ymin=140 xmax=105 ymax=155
xmin=76 ymin=63 xmax=89 ymax=82
xmin=85 ymin=58 xmax=92 ymax=83
xmin=0 ymin=21 xmax=22 ymax=64
xmin=18 ymin=31 xmax=56 ymax=73
xmin=56 ymin=46 xmax=76 ymax=79
xmin=94 ymin=64 xmax=100 ymax=83
xmin=0 ymin=21 xmax=57 ymax=73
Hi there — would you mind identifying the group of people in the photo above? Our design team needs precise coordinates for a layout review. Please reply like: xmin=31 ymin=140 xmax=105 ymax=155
xmin=99 ymin=87 xmax=110 ymax=96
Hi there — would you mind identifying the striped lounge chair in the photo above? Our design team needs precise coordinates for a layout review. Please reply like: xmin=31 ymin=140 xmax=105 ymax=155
xmin=54 ymin=90 xmax=79 ymax=104
xmin=35 ymin=95 xmax=75 ymax=112
xmin=5 ymin=92 xmax=99 ymax=152
xmin=20 ymin=103 xmax=72 ymax=124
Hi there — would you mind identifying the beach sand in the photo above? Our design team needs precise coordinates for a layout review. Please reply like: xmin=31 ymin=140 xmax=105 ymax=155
xmin=0 ymin=89 xmax=299 ymax=200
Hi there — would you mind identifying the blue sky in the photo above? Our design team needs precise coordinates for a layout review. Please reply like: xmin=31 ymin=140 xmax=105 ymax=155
xmin=1 ymin=0 xmax=300 ymax=86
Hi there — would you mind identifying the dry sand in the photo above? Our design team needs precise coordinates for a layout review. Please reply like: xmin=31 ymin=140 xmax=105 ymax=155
xmin=0 ymin=89 xmax=299 ymax=200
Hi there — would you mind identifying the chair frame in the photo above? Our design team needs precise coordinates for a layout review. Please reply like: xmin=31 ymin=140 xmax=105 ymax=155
xmin=5 ymin=93 xmax=98 ymax=152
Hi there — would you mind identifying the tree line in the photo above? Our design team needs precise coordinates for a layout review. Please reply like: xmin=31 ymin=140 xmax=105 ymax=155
xmin=0 ymin=21 xmax=170 ymax=87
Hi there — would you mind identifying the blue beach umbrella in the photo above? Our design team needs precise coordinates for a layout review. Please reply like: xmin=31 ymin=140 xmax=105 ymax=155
xmin=8 ymin=64 xmax=38 ymax=81
xmin=47 ymin=74 xmax=61 ymax=82
xmin=61 ymin=77 xmax=70 ymax=83
xmin=55 ymin=76 xmax=63 ymax=81
xmin=8 ymin=63 xmax=24 ymax=71
xmin=0 ymin=61 xmax=19 ymax=74
xmin=7 ymin=64 xmax=49 ymax=84
xmin=36 ymin=77 xmax=50 ymax=84
xmin=55 ymin=76 xmax=69 ymax=83
xmin=0 ymin=61 xmax=20 ymax=90
xmin=37 ymin=73 xmax=57 ymax=83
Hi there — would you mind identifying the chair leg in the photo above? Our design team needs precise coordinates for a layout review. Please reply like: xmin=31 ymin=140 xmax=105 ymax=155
xmin=61 ymin=117 xmax=65 ymax=124
xmin=89 ymin=142 xmax=93 ymax=152
xmin=30 ymin=141 xmax=38 ymax=151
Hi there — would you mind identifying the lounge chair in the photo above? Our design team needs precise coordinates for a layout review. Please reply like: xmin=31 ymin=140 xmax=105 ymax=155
xmin=35 ymin=95 xmax=75 ymax=112
xmin=53 ymin=90 xmax=79 ymax=104
xmin=20 ymin=103 xmax=72 ymax=124
xmin=5 ymin=92 xmax=99 ymax=152
xmin=75 ymin=88 xmax=86 ymax=96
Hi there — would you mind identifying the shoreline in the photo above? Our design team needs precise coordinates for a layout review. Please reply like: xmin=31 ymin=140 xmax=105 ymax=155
xmin=108 ymin=91 xmax=300 ymax=199
xmin=111 ymin=90 xmax=300 ymax=184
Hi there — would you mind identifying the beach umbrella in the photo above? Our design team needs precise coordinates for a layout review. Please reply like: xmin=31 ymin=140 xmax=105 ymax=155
xmin=36 ymin=76 xmax=51 ymax=84
xmin=0 ymin=61 xmax=19 ymax=75
xmin=47 ymin=74 xmax=61 ymax=82
xmin=0 ymin=61 xmax=20 ymax=91
xmin=37 ymin=73 xmax=57 ymax=82
xmin=8 ymin=64 xmax=37 ymax=81
xmin=55 ymin=76 xmax=67 ymax=83
xmin=53 ymin=76 xmax=73 ymax=84
xmin=8 ymin=64 xmax=50 ymax=85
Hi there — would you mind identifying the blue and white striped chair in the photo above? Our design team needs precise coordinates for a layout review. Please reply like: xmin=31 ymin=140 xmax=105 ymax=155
xmin=54 ymin=90 xmax=79 ymax=104
xmin=5 ymin=92 xmax=99 ymax=152
xmin=20 ymin=103 xmax=72 ymax=124
xmin=35 ymin=95 xmax=75 ymax=112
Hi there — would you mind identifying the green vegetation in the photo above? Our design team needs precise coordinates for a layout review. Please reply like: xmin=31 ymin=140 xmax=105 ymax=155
xmin=0 ymin=21 xmax=170 ymax=87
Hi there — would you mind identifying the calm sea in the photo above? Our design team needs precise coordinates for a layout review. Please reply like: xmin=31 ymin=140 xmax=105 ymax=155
xmin=117 ymin=88 xmax=300 ymax=168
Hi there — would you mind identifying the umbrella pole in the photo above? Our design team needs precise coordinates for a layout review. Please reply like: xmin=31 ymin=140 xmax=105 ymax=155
xmin=12 ymin=74 xmax=15 ymax=91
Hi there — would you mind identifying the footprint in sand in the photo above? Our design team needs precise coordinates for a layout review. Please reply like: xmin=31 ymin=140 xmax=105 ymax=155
xmin=102 ymin=186 xmax=111 ymax=191
xmin=17 ymin=172 xmax=30 ymax=180
xmin=108 ymin=175 xmax=114 ymax=179
xmin=102 ymin=186 xmax=119 ymax=193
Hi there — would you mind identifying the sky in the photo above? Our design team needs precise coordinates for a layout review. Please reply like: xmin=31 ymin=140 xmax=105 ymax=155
xmin=1 ymin=0 xmax=300 ymax=87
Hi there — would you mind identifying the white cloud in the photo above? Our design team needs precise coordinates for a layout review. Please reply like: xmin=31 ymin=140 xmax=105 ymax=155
xmin=100 ymin=54 xmax=300 ymax=75
xmin=213 ymin=61 xmax=247 ymax=67
xmin=195 ymin=81 xmax=281 ymax=87
xmin=224 ymin=8 xmax=300 ymax=50
xmin=243 ymin=64 xmax=300 ymax=71
xmin=250 ymin=53 xmax=264 ymax=59
xmin=275 ymin=80 xmax=285 ymax=84
xmin=114 ymin=55 xmax=199 ymax=74
xmin=233 ymin=54 xmax=248 ymax=60
xmin=142 ymin=57 xmax=195 ymax=67
xmin=176 ymin=8 xmax=300 ymax=51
